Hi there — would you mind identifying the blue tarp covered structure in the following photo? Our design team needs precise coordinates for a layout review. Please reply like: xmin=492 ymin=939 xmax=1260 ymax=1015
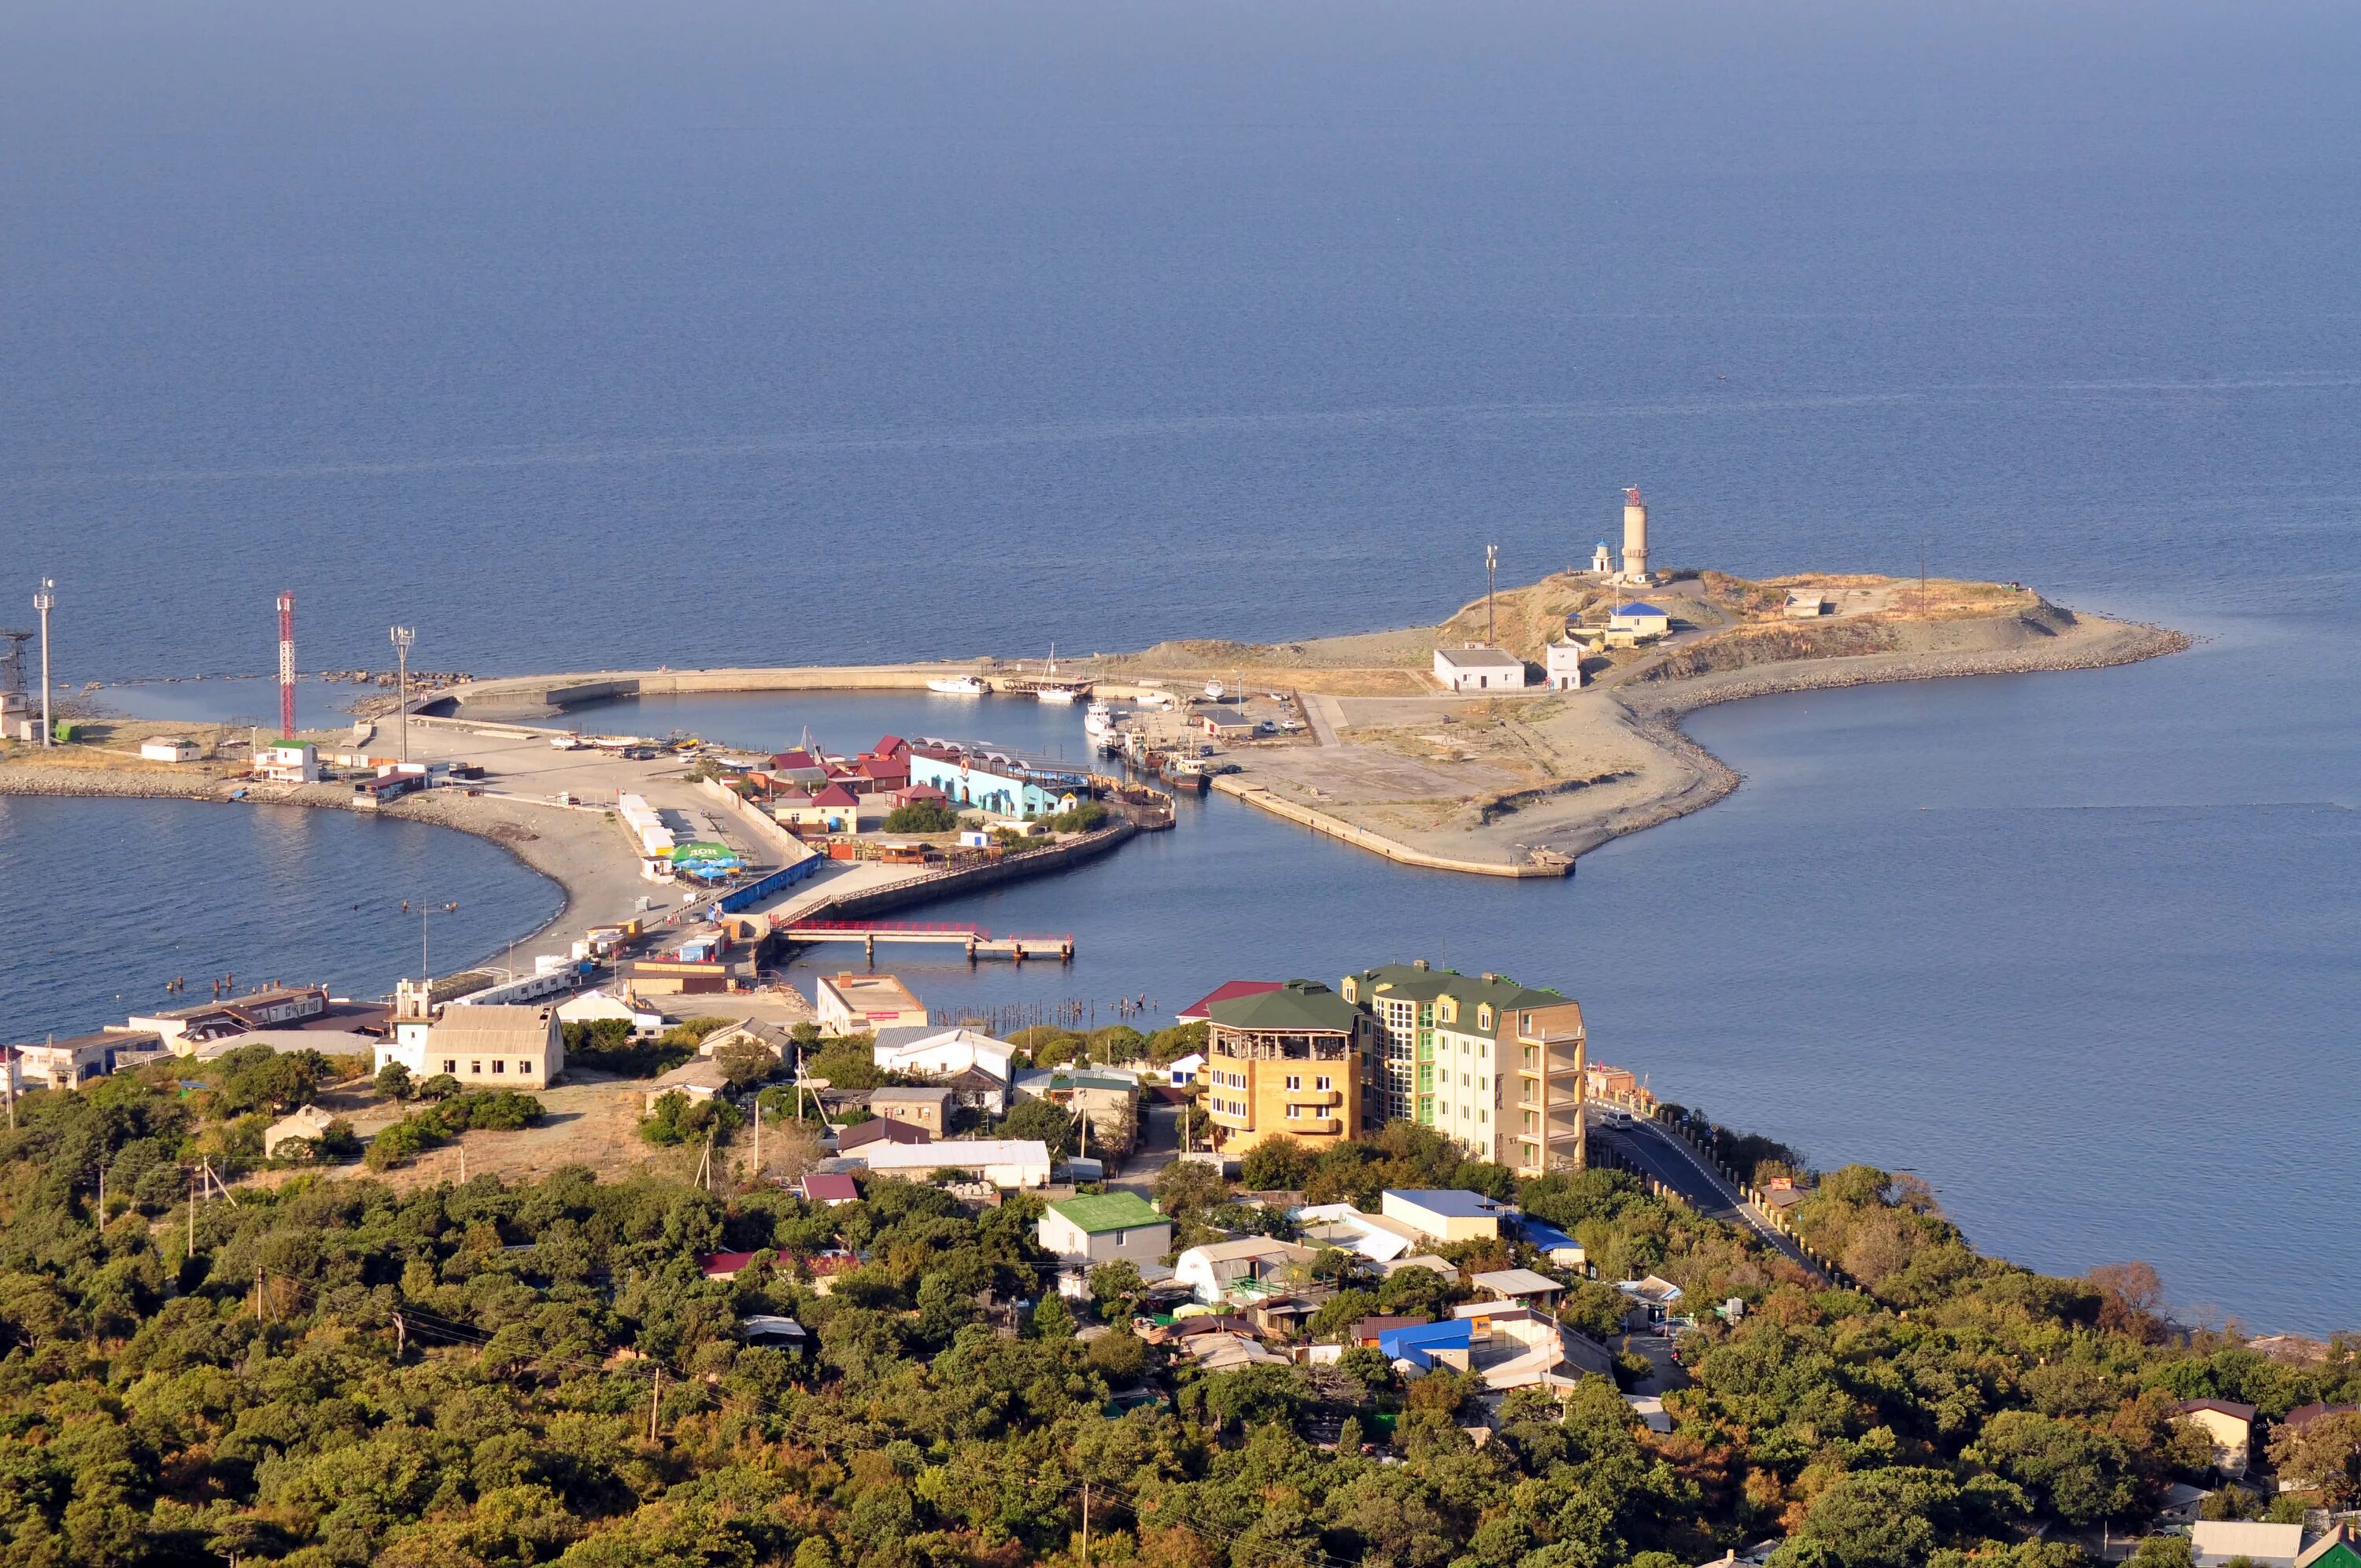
xmin=1376 ymin=1319 xmax=1472 ymax=1370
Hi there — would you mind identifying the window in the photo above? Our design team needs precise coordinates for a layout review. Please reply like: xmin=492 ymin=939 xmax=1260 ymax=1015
xmin=442 ymin=1060 xmax=456 ymax=1074
xmin=1461 ymin=1072 xmax=1470 ymax=1087
xmin=1478 ymin=1109 xmax=1487 ymax=1123
xmin=1315 ymin=1075 xmax=1332 ymax=1091
xmin=1478 ymin=1005 xmax=1493 ymax=1030
xmin=493 ymin=1060 xmax=505 ymax=1074
xmin=519 ymin=1061 xmax=536 ymax=1077
xmin=1284 ymin=1105 xmax=1301 ymax=1119
xmin=1284 ymin=1074 xmax=1301 ymax=1090
xmin=469 ymin=1061 xmax=482 ymax=1075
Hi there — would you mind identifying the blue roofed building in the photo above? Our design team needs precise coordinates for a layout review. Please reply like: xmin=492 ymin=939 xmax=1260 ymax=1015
xmin=1376 ymin=1318 xmax=1474 ymax=1371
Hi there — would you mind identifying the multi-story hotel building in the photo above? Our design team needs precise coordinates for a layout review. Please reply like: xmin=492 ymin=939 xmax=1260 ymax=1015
xmin=1339 ymin=962 xmax=1586 ymax=1175
xmin=1201 ymin=980 xmax=1370 ymax=1153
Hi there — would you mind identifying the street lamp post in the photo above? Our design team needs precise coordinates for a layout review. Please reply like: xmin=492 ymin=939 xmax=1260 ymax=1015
xmin=32 ymin=578 xmax=54 ymax=747
xmin=390 ymin=625 xmax=415 ymax=765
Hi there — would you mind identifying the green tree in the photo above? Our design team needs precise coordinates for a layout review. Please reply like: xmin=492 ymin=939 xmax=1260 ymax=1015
xmin=1240 ymin=1139 xmax=1317 ymax=1192
xmin=1085 ymin=1329 xmax=1149 ymax=1383
xmin=375 ymin=1061 xmax=416 ymax=1101
xmin=1089 ymin=1261 xmax=1148 ymax=1324
xmin=1002 ymin=1098 xmax=1082 ymax=1162
xmin=2267 ymin=1411 xmax=2361 ymax=1507
xmin=882 ymin=799 xmax=959 ymax=833
xmin=1030 ymin=1292 xmax=1076 ymax=1340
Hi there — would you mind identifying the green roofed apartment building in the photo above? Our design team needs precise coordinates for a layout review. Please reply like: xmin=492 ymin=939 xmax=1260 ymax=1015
xmin=1339 ymin=961 xmax=1586 ymax=1176
xmin=1203 ymin=980 xmax=1372 ymax=1154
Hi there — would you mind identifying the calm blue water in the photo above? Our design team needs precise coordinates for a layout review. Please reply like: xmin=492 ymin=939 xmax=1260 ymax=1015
xmin=0 ymin=795 xmax=561 ymax=1041
xmin=2 ymin=0 xmax=2357 ymax=1328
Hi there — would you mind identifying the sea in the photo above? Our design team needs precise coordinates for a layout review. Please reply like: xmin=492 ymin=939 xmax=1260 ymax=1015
xmin=2 ymin=1 xmax=2356 ymax=1331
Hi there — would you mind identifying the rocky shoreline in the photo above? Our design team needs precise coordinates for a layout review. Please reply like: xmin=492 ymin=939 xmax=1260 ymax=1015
xmin=1626 ymin=618 xmax=2194 ymax=724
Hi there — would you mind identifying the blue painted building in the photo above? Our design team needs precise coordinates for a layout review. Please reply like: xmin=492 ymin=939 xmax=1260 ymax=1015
xmin=907 ymin=753 xmax=1084 ymax=819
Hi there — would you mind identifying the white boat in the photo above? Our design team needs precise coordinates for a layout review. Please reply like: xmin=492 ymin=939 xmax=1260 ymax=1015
xmin=1135 ymin=690 xmax=1176 ymax=710
xmin=1203 ymin=681 xmax=1225 ymax=702
xmin=1036 ymin=684 xmax=1084 ymax=704
xmin=1082 ymin=701 xmax=1115 ymax=738
xmin=926 ymin=675 xmax=987 ymax=695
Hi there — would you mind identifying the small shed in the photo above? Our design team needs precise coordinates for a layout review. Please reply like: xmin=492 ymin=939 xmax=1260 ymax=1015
xmin=140 ymin=737 xmax=202 ymax=763
xmin=264 ymin=1104 xmax=338 ymax=1157
xmin=644 ymin=1057 xmax=730 ymax=1110
xmin=1470 ymin=1267 xmax=1566 ymax=1308
xmin=740 ymin=1315 xmax=808 ymax=1349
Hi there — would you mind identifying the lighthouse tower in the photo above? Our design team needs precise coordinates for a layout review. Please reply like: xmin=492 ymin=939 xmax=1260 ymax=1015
xmin=1619 ymin=486 xmax=1650 ymax=583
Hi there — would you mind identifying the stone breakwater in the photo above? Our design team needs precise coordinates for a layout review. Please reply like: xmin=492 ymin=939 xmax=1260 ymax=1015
xmin=1568 ymin=618 xmax=2197 ymax=856
xmin=0 ymin=766 xmax=265 ymax=804
xmin=1626 ymin=620 xmax=2194 ymax=724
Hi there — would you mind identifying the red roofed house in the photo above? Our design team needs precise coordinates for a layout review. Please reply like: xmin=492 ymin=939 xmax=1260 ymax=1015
xmin=858 ymin=754 xmax=911 ymax=791
xmin=778 ymin=783 xmax=863 ymax=835
xmin=1177 ymin=980 xmax=1285 ymax=1024
xmin=800 ymin=1172 xmax=862 ymax=1205
xmin=872 ymin=736 xmax=911 ymax=760
xmin=837 ymin=1117 xmax=930 ymax=1152
xmin=696 ymin=1249 xmax=767 ymax=1281
xmin=889 ymin=782 xmax=950 ymax=810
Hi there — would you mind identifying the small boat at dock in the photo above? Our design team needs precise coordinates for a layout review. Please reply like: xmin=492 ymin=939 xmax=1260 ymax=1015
xmin=1036 ymin=684 xmax=1086 ymax=703
xmin=926 ymin=675 xmax=988 ymax=695
xmin=1082 ymin=701 xmax=1117 ymax=738
xmin=1203 ymin=680 xmax=1225 ymax=702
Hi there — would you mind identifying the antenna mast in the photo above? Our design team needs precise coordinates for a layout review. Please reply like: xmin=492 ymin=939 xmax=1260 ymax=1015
xmin=277 ymin=592 xmax=297 ymax=740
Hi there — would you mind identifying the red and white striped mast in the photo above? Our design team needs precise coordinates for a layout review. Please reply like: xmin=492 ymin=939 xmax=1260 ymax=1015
xmin=276 ymin=591 xmax=296 ymax=740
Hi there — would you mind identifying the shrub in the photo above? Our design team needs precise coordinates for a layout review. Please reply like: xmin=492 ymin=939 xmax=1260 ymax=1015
xmin=883 ymin=799 xmax=959 ymax=833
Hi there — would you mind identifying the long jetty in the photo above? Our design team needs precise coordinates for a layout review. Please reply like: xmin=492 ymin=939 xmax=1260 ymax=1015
xmin=777 ymin=918 xmax=1074 ymax=962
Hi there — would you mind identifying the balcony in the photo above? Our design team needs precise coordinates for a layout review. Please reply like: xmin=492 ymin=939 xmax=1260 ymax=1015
xmin=1282 ymin=1087 xmax=1343 ymax=1108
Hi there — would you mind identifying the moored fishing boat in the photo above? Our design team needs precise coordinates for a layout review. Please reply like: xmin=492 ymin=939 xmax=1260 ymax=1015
xmin=926 ymin=675 xmax=988 ymax=695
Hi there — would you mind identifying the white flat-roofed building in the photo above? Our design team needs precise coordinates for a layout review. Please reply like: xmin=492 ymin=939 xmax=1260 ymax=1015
xmin=1433 ymin=646 xmax=1529 ymax=693
xmin=855 ymin=1138 xmax=1052 ymax=1190
xmin=140 ymin=737 xmax=202 ymax=762
xmin=1544 ymin=641 xmax=1587 ymax=691
xmin=817 ymin=972 xmax=928 ymax=1035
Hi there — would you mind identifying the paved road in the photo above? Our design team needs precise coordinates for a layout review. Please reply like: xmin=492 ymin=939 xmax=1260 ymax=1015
xmin=1109 ymin=1100 xmax=1181 ymax=1196
xmin=1587 ymin=1109 xmax=1815 ymax=1275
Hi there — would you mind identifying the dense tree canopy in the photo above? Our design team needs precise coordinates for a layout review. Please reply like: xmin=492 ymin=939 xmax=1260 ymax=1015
xmin=1 ymin=1065 xmax=2354 ymax=1568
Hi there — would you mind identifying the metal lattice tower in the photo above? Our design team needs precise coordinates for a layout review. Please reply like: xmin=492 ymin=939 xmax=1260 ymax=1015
xmin=277 ymin=592 xmax=297 ymax=740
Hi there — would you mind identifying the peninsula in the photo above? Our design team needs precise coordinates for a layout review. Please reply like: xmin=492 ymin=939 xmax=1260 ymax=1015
xmin=423 ymin=566 xmax=2187 ymax=878
xmin=0 ymin=570 xmax=2186 ymax=899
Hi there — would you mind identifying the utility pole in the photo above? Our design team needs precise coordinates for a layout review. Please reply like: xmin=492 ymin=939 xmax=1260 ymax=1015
xmin=1485 ymin=545 xmax=1498 ymax=644
xmin=33 ymin=578 xmax=54 ymax=747
xmin=750 ymin=1098 xmax=762 ymax=1184
xmin=648 ymin=1368 xmax=662 ymax=1443
xmin=390 ymin=625 xmax=415 ymax=766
